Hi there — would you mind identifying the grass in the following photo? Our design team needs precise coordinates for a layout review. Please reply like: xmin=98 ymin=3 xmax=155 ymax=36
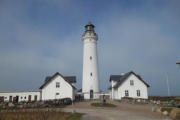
xmin=0 ymin=111 xmax=83 ymax=120
xmin=91 ymin=102 xmax=116 ymax=108
xmin=170 ymin=108 xmax=180 ymax=119
xmin=67 ymin=113 xmax=83 ymax=120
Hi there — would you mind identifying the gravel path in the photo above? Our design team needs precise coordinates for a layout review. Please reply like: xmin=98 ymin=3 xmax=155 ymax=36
xmin=63 ymin=100 xmax=171 ymax=120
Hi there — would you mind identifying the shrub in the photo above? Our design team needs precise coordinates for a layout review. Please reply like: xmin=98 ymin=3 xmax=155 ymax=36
xmin=170 ymin=108 xmax=180 ymax=120
xmin=161 ymin=107 xmax=173 ymax=113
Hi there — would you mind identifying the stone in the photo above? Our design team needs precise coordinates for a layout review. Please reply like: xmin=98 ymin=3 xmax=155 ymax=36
xmin=162 ymin=111 xmax=169 ymax=116
xmin=152 ymin=107 xmax=157 ymax=112
xmin=8 ymin=102 xmax=15 ymax=107
xmin=137 ymin=99 xmax=141 ymax=102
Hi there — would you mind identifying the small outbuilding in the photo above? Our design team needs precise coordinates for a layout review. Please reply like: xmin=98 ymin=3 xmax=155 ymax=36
xmin=109 ymin=71 xmax=150 ymax=100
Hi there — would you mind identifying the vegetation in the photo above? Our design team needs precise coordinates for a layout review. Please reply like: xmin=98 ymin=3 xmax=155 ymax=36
xmin=161 ymin=107 xmax=173 ymax=113
xmin=91 ymin=102 xmax=116 ymax=108
xmin=0 ymin=111 xmax=83 ymax=120
xmin=170 ymin=108 xmax=180 ymax=120
xmin=67 ymin=113 xmax=83 ymax=120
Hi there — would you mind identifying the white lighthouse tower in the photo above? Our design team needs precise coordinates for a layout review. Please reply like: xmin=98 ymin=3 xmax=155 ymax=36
xmin=82 ymin=22 xmax=100 ymax=99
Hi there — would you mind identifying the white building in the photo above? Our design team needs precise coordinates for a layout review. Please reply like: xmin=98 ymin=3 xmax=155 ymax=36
xmin=0 ymin=72 xmax=76 ymax=102
xmin=82 ymin=22 xmax=100 ymax=99
xmin=109 ymin=71 xmax=150 ymax=100
xmin=40 ymin=72 xmax=76 ymax=101
xmin=0 ymin=91 xmax=40 ymax=102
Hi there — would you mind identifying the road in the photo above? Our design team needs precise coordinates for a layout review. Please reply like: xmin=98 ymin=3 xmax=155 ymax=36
xmin=63 ymin=100 xmax=171 ymax=120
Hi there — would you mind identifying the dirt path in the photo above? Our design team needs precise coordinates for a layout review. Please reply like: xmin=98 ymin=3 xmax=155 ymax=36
xmin=63 ymin=100 xmax=171 ymax=120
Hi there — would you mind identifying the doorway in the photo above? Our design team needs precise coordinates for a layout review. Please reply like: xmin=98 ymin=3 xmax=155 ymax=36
xmin=9 ymin=96 xmax=12 ymax=102
xmin=28 ymin=95 xmax=31 ymax=102
xmin=90 ymin=90 xmax=93 ymax=99
xmin=34 ymin=95 xmax=37 ymax=101
xmin=0 ymin=97 xmax=4 ymax=102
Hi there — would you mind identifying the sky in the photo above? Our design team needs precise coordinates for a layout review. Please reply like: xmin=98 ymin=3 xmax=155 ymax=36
xmin=0 ymin=0 xmax=180 ymax=96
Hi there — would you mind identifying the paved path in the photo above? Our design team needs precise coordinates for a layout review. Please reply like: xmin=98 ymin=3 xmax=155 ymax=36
xmin=63 ymin=101 xmax=171 ymax=120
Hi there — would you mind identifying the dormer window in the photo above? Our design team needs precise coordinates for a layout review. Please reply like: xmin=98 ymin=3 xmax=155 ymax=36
xmin=56 ymin=82 xmax=60 ymax=88
xmin=130 ymin=80 xmax=134 ymax=86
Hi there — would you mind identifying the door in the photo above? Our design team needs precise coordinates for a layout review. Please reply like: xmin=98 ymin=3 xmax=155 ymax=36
xmin=34 ymin=95 xmax=37 ymax=101
xmin=16 ymin=96 xmax=19 ymax=102
xmin=9 ymin=96 xmax=12 ymax=102
xmin=90 ymin=90 xmax=93 ymax=99
xmin=0 ymin=97 xmax=4 ymax=102
xmin=28 ymin=95 xmax=31 ymax=102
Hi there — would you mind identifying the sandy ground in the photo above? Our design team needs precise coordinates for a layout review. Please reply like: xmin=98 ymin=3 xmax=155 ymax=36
xmin=63 ymin=100 xmax=171 ymax=120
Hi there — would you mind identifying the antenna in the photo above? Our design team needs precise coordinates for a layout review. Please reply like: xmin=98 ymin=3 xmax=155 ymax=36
xmin=165 ymin=73 xmax=170 ymax=96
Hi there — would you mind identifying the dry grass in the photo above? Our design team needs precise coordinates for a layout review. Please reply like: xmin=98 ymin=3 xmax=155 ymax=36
xmin=170 ymin=108 xmax=180 ymax=120
xmin=0 ymin=111 xmax=82 ymax=120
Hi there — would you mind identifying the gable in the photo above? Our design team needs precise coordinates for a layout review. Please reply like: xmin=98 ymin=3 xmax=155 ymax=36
xmin=121 ymin=74 xmax=147 ymax=88
xmin=39 ymin=72 xmax=76 ymax=89
xmin=111 ymin=71 xmax=150 ymax=89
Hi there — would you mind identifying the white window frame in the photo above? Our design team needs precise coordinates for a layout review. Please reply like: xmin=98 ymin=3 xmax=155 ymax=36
xmin=137 ymin=90 xmax=140 ymax=97
xmin=56 ymin=82 xmax=60 ymax=88
xmin=125 ymin=90 xmax=129 ymax=97
xmin=130 ymin=80 xmax=134 ymax=86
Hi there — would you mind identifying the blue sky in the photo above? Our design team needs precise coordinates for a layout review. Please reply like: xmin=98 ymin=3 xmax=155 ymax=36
xmin=0 ymin=0 xmax=180 ymax=96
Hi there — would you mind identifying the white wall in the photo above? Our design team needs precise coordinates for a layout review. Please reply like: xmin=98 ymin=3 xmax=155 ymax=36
xmin=82 ymin=31 xmax=100 ymax=99
xmin=41 ymin=75 xmax=74 ymax=100
xmin=0 ymin=91 xmax=40 ymax=102
xmin=111 ymin=74 xmax=148 ymax=100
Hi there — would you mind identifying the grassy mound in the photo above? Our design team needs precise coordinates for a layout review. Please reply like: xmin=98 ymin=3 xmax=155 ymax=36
xmin=91 ymin=102 xmax=116 ymax=108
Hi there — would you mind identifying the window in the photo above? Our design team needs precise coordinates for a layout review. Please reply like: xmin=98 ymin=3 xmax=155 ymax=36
xmin=137 ymin=90 xmax=140 ymax=97
xmin=56 ymin=93 xmax=59 ymax=95
xmin=56 ymin=82 xmax=60 ymax=88
xmin=130 ymin=80 xmax=134 ymax=86
xmin=24 ymin=97 xmax=26 ymax=99
xmin=21 ymin=97 xmax=23 ymax=99
xmin=90 ymin=56 xmax=92 ymax=60
xmin=125 ymin=90 xmax=129 ymax=97
xmin=90 ymin=73 xmax=92 ymax=76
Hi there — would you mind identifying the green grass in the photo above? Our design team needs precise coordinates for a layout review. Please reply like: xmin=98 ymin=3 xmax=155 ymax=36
xmin=67 ymin=113 xmax=83 ymax=120
xmin=91 ymin=102 xmax=116 ymax=108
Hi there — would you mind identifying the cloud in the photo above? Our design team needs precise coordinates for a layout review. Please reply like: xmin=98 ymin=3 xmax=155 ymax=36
xmin=0 ymin=0 xmax=180 ymax=96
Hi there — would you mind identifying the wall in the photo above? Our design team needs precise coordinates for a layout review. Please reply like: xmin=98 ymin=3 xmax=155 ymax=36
xmin=41 ymin=75 xmax=74 ymax=100
xmin=111 ymin=74 xmax=148 ymax=100
xmin=0 ymin=91 xmax=40 ymax=102
xmin=82 ymin=31 xmax=100 ymax=99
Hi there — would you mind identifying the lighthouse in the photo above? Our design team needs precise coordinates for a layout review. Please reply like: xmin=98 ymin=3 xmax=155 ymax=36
xmin=82 ymin=22 xmax=100 ymax=99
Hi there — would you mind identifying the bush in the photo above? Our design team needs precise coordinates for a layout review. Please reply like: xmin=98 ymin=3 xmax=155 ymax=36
xmin=170 ymin=108 xmax=180 ymax=120
xmin=161 ymin=107 xmax=173 ymax=113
